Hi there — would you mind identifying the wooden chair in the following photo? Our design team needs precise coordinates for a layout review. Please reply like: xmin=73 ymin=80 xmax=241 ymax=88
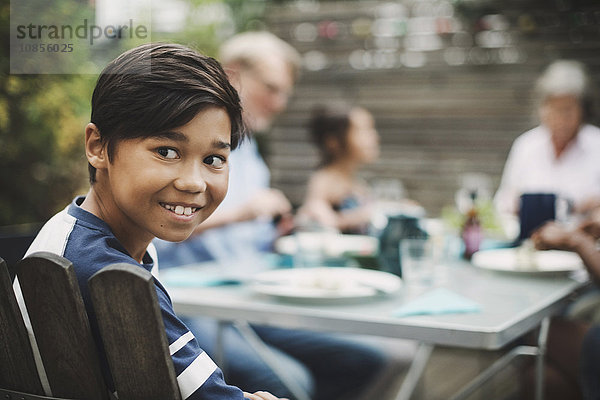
xmin=0 ymin=252 xmax=181 ymax=400
xmin=0 ymin=223 xmax=41 ymax=281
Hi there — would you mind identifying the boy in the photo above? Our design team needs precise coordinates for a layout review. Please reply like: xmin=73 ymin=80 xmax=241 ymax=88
xmin=16 ymin=43 xmax=283 ymax=400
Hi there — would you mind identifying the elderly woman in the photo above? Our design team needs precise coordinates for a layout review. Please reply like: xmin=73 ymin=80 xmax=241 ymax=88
xmin=494 ymin=60 xmax=600 ymax=220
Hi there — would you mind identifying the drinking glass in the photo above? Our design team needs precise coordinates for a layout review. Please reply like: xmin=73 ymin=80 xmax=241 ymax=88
xmin=400 ymin=237 xmax=435 ymax=287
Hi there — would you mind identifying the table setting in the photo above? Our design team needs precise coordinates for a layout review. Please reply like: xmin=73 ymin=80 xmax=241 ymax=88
xmin=160 ymin=213 xmax=590 ymax=400
xmin=160 ymin=208 xmax=588 ymax=317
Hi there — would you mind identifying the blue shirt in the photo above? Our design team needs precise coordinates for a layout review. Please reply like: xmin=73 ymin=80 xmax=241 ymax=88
xmin=19 ymin=197 xmax=246 ymax=400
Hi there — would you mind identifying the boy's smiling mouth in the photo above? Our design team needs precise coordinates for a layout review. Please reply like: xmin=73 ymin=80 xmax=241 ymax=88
xmin=160 ymin=202 xmax=200 ymax=216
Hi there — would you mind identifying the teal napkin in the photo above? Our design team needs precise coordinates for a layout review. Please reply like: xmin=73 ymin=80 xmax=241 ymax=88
xmin=393 ymin=288 xmax=481 ymax=317
xmin=160 ymin=269 xmax=241 ymax=287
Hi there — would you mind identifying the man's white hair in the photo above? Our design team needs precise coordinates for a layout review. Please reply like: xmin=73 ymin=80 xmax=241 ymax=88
xmin=219 ymin=31 xmax=302 ymax=77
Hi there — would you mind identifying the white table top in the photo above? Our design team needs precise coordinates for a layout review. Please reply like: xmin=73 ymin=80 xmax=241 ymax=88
xmin=163 ymin=261 xmax=589 ymax=350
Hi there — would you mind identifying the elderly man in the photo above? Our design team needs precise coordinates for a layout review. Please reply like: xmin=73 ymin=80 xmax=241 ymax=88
xmin=157 ymin=31 xmax=298 ymax=264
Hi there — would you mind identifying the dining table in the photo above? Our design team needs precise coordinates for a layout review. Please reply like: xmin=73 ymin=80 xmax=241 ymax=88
xmin=161 ymin=248 xmax=590 ymax=400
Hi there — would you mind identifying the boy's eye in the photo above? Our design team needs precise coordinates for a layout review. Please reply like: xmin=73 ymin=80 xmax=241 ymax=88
xmin=204 ymin=155 xmax=226 ymax=168
xmin=157 ymin=147 xmax=179 ymax=159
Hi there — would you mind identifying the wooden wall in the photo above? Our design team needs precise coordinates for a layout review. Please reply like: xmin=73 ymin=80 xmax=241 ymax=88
xmin=261 ymin=0 xmax=600 ymax=216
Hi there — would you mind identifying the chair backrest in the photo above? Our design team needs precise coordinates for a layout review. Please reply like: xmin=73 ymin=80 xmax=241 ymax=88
xmin=0 ymin=223 xmax=41 ymax=280
xmin=0 ymin=257 xmax=45 ymax=395
xmin=89 ymin=263 xmax=181 ymax=400
xmin=0 ymin=387 xmax=74 ymax=400
xmin=1 ymin=252 xmax=181 ymax=400
xmin=16 ymin=252 xmax=109 ymax=399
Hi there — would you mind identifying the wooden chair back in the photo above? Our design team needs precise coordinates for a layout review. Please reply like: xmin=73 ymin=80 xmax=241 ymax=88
xmin=0 ymin=257 xmax=44 ymax=395
xmin=16 ymin=252 xmax=108 ymax=399
xmin=89 ymin=263 xmax=181 ymax=400
xmin=0 ymin=252 xmax=181 ymax=400
xmin=0 ymin=223 xmax=40 ymax=281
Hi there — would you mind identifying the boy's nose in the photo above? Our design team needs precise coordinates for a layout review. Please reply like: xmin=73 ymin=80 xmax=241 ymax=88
xmin=174 ymin=164 xmax=207 ymax=193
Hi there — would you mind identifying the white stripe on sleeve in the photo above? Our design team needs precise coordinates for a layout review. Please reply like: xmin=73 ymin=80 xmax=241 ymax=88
xmin=177 ymin=352 xmax=218 ymax=399
xmin=169 ymin=331 xmax=195 ymax=356
xmin=25 ymin=209 xmax=76 ymax=257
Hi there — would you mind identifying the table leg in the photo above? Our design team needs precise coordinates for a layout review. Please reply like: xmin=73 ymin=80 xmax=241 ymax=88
xmin=449 ymin=345 xmax=538 ymax=400
xmin=535 ymin=317 xmax=550 ymax=400
xmin=394 ymin=342 xmax=434 ymax=400
xmin=233 ymin=321 xmax=312 ymax=400
xmin=215 ymin=320 xmax=228 ymax=372
xmin=449 ymin=316 xmax=551 ymax=400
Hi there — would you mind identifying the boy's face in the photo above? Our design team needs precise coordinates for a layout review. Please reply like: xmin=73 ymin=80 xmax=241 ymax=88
xmin=99 ymin=107 xmax=231 ymax=245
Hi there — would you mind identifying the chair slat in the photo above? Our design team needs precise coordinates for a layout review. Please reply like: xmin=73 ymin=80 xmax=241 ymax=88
xmin=89 ymin=264 xmax=181 ymax=400
xmin=0 ymin=387 xmax=75 ymax=400
xmin=17 ymin=252 xmax=108 ymax=400
xmin=0 ymin=257 xmax=44 ymax=394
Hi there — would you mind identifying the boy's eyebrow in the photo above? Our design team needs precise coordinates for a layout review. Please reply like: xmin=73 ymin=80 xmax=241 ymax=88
xmin=213 ymin=140 xmax=231 ymax=150
xmin=150 ymin=131 xmax=231 ymax=150
xmin=150 ymin=130 xmax=188 ymax=142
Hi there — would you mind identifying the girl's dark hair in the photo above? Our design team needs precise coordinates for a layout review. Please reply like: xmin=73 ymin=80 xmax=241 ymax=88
xmin=89 ymin=42 xmax=245 ymax=183
xmin=308 ymin=103 xmax=353 ymax=166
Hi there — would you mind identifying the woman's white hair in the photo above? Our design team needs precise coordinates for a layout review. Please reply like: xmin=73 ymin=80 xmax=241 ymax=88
xmin=534 ymin=59 xmax=594 ymax=119
xmin=219 ymin=31 xmax=302 ymax=78
xmin=535 ymin=60 xmax=590 ymax=101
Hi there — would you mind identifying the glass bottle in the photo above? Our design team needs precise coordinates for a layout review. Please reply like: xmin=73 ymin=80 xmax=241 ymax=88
xmin=461 ymin=192 xmax=483 ymax=260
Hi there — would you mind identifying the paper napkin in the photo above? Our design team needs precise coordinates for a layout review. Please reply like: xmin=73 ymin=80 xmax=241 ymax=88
xmin=393 ymin=288 xmax=481 ymax=317
xmin=160 ymin=269 xmax=241 ymax=287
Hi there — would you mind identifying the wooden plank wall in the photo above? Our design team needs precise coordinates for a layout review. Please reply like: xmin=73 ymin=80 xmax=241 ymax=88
xmin=261 ymin=0 xmax=600 ymax=217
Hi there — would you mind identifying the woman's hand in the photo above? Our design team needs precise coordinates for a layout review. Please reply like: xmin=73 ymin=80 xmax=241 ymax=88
xmin=531 ymin=222 xmax=574 ymax=251
xmin=579 ymin=217 xmax=600 ymax=240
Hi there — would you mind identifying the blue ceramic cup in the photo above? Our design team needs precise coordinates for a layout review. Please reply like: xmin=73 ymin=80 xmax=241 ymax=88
xmin=517 ymin=193 xmax=556 ymax=242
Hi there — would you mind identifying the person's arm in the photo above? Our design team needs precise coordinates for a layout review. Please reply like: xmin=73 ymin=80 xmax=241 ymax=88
xmin=243 ymin=392 xmax=289 ymax=400
xmin=334 ymin=204 xmax=373 ymax=233
xmin=579 ymin=214 xmax=600 ymax=240
xmin=298 ymin=197 xmax=339 ymax=228
xmin=494 ymin=141 xmax=523 ymax=216
xmin=192 ymin=188 xmax=292 ymax=234
xmin=575 ymin=196 xmax=600 ymax=215
xmin=532 ymin=222 xmax=600 ymax=284
xmin=155 ymin=285 xmax=286 ymax=400
xmin=298 ymin=172 xmax=371 ymax=232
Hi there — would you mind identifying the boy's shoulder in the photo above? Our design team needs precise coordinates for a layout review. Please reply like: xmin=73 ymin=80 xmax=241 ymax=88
xmin=27 ymin=197 xmax=153 ymax=281
xmin=26 ymin=202 xmax=78 ymax=259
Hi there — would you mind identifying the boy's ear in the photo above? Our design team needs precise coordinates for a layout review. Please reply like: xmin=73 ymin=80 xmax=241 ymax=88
xmin=85 ymin=123 xmax=108 ymax=169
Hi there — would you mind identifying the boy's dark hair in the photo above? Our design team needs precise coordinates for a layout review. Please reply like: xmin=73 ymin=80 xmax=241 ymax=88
xmin=88 ymin=42 xmax=245 ymax=183
xmin=308 ymin=103 xmax=353 ymax=166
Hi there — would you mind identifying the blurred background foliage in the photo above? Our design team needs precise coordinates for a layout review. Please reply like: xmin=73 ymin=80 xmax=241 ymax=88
xmin=0 ymin=0 xmax=262 ymax=226
xmin=5 ymin=0 xmax=599 ymax=227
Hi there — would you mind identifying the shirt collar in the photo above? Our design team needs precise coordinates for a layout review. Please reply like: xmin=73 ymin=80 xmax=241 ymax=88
xmin=67 ymin=196 xmax=155 ymax=269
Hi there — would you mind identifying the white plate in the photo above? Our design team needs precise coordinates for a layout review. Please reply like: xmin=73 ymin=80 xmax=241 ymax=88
xmin=250 ymin=267 xmax=402 ymax=302
xmin=472 ymin=248 xmax=584 ymax=274
xmin=274 ymin=234 xmax=378 ymax=257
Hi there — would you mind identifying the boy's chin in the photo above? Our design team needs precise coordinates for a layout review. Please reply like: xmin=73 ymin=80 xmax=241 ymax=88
xmin=156 ymin=230 xmax=195 ymax=243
